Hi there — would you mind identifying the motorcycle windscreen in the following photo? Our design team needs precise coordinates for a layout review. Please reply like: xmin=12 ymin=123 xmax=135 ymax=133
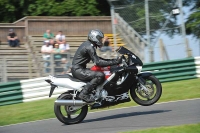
xmin=116 ymin=46 xmax=134 ymax=55
xmin=116 ymin=46 xmax=143 ymax=66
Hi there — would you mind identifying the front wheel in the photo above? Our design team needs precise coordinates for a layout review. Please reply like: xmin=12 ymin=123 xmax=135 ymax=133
xmin=54 ymin=93 xmax=88 ymax=125
xmin=130 ymin=75 xmax=162 ymax=106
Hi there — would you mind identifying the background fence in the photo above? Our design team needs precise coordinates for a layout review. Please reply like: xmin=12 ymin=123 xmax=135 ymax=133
xmin=0 ymin=56 xmax=200 ymax=106
xmin=0 ymin=16 xmax=114 ymax=83
xmin=109 ymin=0 xmax=193 ymax=63
xmin=0 ymin=77 xmax=67 ymax=106
xmin=0 ymin=16 xmax=112 ymax=42
xmin=0 ymin=54 xmax=34 ymax=83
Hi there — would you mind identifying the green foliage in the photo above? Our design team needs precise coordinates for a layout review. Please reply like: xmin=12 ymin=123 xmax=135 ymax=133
xmin=185 ymin=0 xmax=200 ymax=39
xmin=27 ymin=0 xmax=100 ymax=16
xmin=0 ymin=0 xmax=102 ymax=23
xmin=0 ymin=0 xmax=199 ymax=39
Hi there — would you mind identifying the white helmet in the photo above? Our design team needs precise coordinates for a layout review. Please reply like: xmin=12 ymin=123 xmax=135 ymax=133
xmin=88 ymin=29 xmax=104 ymax=47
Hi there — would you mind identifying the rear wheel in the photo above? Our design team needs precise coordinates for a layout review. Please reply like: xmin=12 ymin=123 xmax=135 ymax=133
xmin=54 ymin=93 xmax=88 ymax=125
xmin=130 ymin=75 xmax=162 ymax=106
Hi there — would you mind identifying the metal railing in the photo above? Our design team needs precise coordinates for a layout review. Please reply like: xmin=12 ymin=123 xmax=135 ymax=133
xmin=0 ymin=56 xmax=34 ymax=83
xmin=0 ymin=53 xmax=72 ymax=83
xmin=108 ymin=0 xmax=192 ymax=63
xmin=0 ymin=57 xmax=7 ymax=83
xmin=40 ymin=53 xmax=72 ymax=76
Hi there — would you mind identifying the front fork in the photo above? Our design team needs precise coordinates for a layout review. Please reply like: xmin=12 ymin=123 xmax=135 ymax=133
xmin=136 ymin=72 xmax=153 ymax=92
xmin=136 ymin=76 xmax=151 ymax=97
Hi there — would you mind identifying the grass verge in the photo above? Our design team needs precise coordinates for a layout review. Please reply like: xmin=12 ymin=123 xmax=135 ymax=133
xmin=0 ymin=78 xmax=200 ymax=126
xmin=120 ymin=123 xmax=200 ymax=133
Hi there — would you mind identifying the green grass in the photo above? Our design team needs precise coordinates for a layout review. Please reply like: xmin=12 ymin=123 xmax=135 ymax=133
xmin=0 ymin=78 xmax=200 ymax=126
xmin=120 ymin=123 xmax=200 ymax=133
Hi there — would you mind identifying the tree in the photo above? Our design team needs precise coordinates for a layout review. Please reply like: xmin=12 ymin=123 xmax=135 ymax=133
xmin=185 ymin=0 xmax=200 ymax=39
xmin=0 ymin=0 xmax=106 ymax=23
xmin=112 ymin=0 xmax=180 ymax=38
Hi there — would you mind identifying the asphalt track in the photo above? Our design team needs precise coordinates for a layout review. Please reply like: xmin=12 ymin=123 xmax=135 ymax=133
xmin=1 ymin=99 xmax=200 ymax=133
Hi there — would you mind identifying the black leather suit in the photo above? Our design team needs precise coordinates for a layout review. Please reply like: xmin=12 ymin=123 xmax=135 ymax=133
xmin=71 ymin=40 xmax=120 ymax=90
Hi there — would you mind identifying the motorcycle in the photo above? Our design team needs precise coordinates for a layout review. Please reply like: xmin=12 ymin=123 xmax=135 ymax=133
xmin=45 ymin=46 xmax=162 ymax=125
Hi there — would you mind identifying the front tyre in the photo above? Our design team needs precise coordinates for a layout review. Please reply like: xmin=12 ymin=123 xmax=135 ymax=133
xmin=54 ymin=93 xmax=88 ymax=125
xmin=130 ymin=75 xmax=162 ymax=106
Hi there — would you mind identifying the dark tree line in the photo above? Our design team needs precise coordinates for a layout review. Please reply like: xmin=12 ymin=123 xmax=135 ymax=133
xmin=0 ymin=0 xmax=110 ymax=23
xmin=0 ymin=0 xmax=199 ymax=38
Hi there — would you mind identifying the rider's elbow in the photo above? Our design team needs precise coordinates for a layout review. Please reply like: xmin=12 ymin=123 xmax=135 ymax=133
xmin=95 ymin=61 xmax=101 ymax=66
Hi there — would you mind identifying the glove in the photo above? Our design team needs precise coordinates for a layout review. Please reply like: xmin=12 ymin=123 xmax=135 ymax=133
xmin=116 ymin=55 xmax=123 ymax=64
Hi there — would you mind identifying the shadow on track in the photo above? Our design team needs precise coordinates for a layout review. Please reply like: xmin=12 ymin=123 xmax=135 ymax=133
xmin=61 ymin=109 xmax=171 ymax=126
xmin=83 ymin=110 xmax=171 ymax=123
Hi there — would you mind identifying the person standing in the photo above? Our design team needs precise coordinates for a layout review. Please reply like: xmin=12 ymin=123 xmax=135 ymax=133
xmin=100 ymin=36 xmax=113 ymax=58
xmin=55 ymin=31 xmax=70 ymax=58
xmin=52 ymin=43 xmax=62 ymax=67
xmin=100 ymin=36 xmax=112 ymax=52
xmin=41 ymin=41 xmax=53 ymax=73
xmin=61 ymin=58 xmax=71 ymax=74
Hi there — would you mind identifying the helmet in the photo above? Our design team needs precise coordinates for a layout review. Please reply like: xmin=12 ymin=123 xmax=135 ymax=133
xmin=88 ymin=29 xmax=104 ymax=47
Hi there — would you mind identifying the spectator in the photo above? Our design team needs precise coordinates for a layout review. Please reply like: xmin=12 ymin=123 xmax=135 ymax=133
xmin=100 ymin=36 xmax=112 ymax=58
xmin=60 ymin=43 xmax=70 ymax=53
xmin=7 ymin=29 xmax=20 ymax=47
xmin=49 ymin=39 xmax=55 ymax=46
xmin=61 ymin=58 xmax=71 ymax=74
xmin=52 ymin=43 xmax=62 ymax=66
xmin=100 ymin=36 xmax=112 ymax=52
xmin=55 ymin=31 xmax=70 ymax=51
xmin=43 ymin=29 xmax=54 ymax=43
xmin=43 ymin=30 xmax=54 ymax=46
xmin=55 ymin=31 xmax=70 ymax=58
xmin=41 ymin=41 xmax=53 ymax=73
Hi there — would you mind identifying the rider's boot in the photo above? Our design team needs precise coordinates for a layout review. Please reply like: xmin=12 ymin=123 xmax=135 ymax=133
xmin=91 ymin=102 xmax=102 ymax=109
xmin=78 ymin=83 xmax=95 ymax=103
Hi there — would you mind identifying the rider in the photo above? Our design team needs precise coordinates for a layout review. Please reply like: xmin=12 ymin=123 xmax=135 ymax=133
xmin=71 ymin=29 xmax=122 ymax=103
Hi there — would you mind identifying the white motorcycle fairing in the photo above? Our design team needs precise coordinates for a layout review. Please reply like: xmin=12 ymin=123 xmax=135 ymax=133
xmin=47 ymin=75 xmax=86 ymax=90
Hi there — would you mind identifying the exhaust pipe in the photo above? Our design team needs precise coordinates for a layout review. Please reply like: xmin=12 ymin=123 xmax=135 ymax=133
xmin=55 ymin=99 xmax=87 ymax=106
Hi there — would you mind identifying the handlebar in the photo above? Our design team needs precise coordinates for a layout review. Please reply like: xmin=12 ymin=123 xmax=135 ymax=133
xmin=121 ymin=55 xmax=128 ymax=67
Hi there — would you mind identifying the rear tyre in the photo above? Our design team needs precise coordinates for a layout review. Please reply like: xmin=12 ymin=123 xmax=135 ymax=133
xmin=130 ymin=75 xmax=162 ymax=106
xmin=54 ymin=93 xmax=88 ymax=125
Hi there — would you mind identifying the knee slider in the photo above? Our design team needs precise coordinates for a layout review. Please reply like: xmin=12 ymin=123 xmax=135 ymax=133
xmin=96 ymin=71 xmax=104 ymax=78
xmin=96 ymin=72 xmax=105 ymax=83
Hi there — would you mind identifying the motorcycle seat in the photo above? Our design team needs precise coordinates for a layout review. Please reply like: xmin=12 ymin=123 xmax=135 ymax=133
xmin=55 ymin=74 xmax=86 ymax=83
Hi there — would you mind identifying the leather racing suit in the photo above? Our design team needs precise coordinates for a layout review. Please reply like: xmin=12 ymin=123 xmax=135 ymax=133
xmin=71 ymin=40 xmax=120 ymax=101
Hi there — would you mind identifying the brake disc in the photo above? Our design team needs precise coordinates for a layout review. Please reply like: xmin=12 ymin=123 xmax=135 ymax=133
xmin=137 ymin=82 xmax=155 ymax=98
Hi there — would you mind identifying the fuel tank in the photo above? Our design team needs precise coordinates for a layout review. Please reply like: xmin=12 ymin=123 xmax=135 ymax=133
xmin=91 ymin=65 xmax=111 ymax=79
